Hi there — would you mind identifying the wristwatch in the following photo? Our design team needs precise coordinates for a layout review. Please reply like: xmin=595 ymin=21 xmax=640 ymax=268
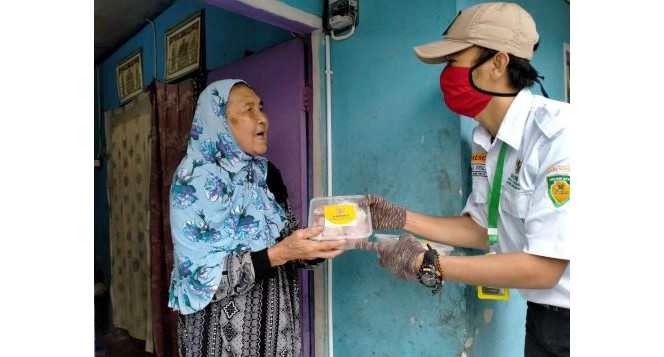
xmin=417 ymin=244 xmax=444 ymax=295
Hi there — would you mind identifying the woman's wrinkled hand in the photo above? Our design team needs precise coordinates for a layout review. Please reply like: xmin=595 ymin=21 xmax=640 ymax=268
xmin=268 ymin=226 xmax=346 ymax=266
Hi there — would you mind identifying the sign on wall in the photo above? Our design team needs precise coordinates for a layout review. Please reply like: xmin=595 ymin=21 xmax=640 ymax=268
xmin=116 ymin=48 xmax=144 ymax=104
xmin=165 ymin=10 xmax=205 ymax=82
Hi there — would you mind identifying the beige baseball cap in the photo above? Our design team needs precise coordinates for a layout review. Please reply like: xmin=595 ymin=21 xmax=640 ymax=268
xmin=414 ymin=2 xmax=539 ymax=64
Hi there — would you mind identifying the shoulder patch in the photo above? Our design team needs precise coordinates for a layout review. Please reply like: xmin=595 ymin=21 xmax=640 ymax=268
xmin=546 ymin=165 xmax=570 ymax=207
xmin=471 ymin=152 xmax=487 ymax=177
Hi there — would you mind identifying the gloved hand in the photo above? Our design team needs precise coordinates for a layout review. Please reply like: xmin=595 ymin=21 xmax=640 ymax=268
xmin=354 ymin=234 xmax=426 ymax=280
xmin=362 ymin=194 xmax=407 ymax=230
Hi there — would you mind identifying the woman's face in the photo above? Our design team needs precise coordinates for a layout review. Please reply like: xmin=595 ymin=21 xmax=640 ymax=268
xmin=226 ymin=84 xmax=269 ymax=156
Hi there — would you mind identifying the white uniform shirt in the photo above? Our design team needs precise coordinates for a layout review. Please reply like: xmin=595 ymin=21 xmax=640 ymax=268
xmin=461 ymin=88 xmax=570 ymax=308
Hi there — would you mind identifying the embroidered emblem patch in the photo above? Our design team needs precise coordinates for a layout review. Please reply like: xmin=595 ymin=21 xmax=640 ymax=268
xmin=506 ymin=157 xmax=523 ymax=190
xmin=546 ymin=165 xmax=570 ymax=207
xmin=471 ymin=152 xmax=487 ymax=177
xmin=506 ymin=172 xmax=521 ymax=190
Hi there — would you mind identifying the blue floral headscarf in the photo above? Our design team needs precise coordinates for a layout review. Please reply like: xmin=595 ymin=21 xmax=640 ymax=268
xmin=168 ymin=79 xmax=287 ymax=314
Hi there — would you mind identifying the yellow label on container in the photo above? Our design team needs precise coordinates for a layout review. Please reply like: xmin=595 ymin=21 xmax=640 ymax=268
xmin=324 ymin=204 xmax=357 ymax=226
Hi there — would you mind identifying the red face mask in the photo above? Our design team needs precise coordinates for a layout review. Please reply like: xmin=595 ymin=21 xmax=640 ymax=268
xmin=439 ymin=66 xmax=492 ymax=118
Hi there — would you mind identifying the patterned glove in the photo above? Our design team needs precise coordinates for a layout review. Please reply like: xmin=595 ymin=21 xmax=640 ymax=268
xmin=362 ymin=194 xmax=406 ymax=230
xmin=354 ymin=234 xmax=426 ymax=280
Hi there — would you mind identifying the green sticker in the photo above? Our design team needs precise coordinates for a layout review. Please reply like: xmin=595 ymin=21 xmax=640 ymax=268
xmin=547 ymin=175 xmax=570 ymax=207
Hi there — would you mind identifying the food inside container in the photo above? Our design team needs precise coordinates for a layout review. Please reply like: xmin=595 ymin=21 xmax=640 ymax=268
xmin=308 ymin=195 xmax=373 ymax=242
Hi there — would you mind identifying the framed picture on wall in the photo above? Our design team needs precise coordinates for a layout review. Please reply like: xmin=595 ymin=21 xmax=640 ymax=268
xmin=563 ymin=42 xmax=570 ymax=103
xmin=165 ymin=10 xmax=205 ymax=82
xmin=116 ymin=49 xmax=144 ymax=104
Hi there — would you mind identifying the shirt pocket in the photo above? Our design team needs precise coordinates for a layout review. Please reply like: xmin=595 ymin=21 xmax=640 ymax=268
xmin=471 ymin=177 xmax=489 ymax=204
xmin=500 ymin=188 xmax=533 ymax=219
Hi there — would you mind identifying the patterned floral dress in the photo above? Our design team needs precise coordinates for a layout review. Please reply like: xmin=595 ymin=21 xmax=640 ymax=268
xmin=177 ymin=162 xmax=321 ymax=357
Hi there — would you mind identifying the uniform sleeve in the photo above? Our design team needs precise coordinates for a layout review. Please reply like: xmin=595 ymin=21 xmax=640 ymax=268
xmin=523 ymin=130 xmax=570 ymax=260
xmin=461 ymin=189 xmax=488 ymax=228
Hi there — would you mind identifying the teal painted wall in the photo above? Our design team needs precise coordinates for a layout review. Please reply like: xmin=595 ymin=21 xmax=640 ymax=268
xmin=98 ymin=0 xmax=293 ymax=111
xmin=279 ymin=0 xmax=323 ymax=17
xmin=94 ymin=65 xmax=112 ymax=333
xmin=94 ymin=66 xmax=109 ymax=284
xmin=328 ymin=0 xmax=474 ymax=355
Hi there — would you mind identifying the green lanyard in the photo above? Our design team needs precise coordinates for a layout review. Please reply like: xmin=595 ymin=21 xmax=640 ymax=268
xmin=487 ymin=142 xmax=508 ymax=245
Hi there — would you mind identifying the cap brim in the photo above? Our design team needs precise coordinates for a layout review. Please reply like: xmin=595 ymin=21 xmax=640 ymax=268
xmin=413 ymin=39 xmax=474 ymax=64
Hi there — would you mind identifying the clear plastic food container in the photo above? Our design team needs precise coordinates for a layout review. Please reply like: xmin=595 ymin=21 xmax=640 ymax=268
xmin=308 ymin=195 xmax=373 ymax=242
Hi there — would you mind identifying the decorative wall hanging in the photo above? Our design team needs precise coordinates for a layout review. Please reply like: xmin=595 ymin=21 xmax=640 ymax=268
xmin=116 ymin=49 xmax=144 ymax=104
xmin=165 ymin=10 xmax=205 ymax=82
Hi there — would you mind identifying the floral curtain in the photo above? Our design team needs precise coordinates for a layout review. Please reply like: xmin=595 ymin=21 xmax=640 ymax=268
xmin=105 ymin=91 xmax=153 ymax=350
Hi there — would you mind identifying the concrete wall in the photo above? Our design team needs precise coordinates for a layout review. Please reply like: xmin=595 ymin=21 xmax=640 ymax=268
xmin=326 ymin=1 xmax=473 ymax=355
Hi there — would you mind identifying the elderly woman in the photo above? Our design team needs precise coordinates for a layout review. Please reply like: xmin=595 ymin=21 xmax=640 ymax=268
xmin=168 ymin=79 xmax=345 ymax=357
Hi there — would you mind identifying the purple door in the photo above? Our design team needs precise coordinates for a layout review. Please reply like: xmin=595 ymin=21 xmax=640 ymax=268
xmin=207 ymin=38 xmax=313 ymax=356
xmin=207 ymin=38 xmax=308 ymax=225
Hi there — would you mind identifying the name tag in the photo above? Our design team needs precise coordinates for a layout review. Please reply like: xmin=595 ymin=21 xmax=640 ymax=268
xmin=471 ymin=152 xmax=487 ymax=177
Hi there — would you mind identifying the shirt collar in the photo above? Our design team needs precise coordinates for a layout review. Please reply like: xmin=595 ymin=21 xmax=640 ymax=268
xmin=471 ymin=88 xmax=535 ymax=152
xmin=472 ymin=124 xmax=493 ymax=152
xmin=494 ymin=88 xmax=534 ymax=151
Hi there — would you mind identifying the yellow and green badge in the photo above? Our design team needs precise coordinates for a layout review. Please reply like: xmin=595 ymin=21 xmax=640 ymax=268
xmin=546 ymin=165 xmax=570 ymax=207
